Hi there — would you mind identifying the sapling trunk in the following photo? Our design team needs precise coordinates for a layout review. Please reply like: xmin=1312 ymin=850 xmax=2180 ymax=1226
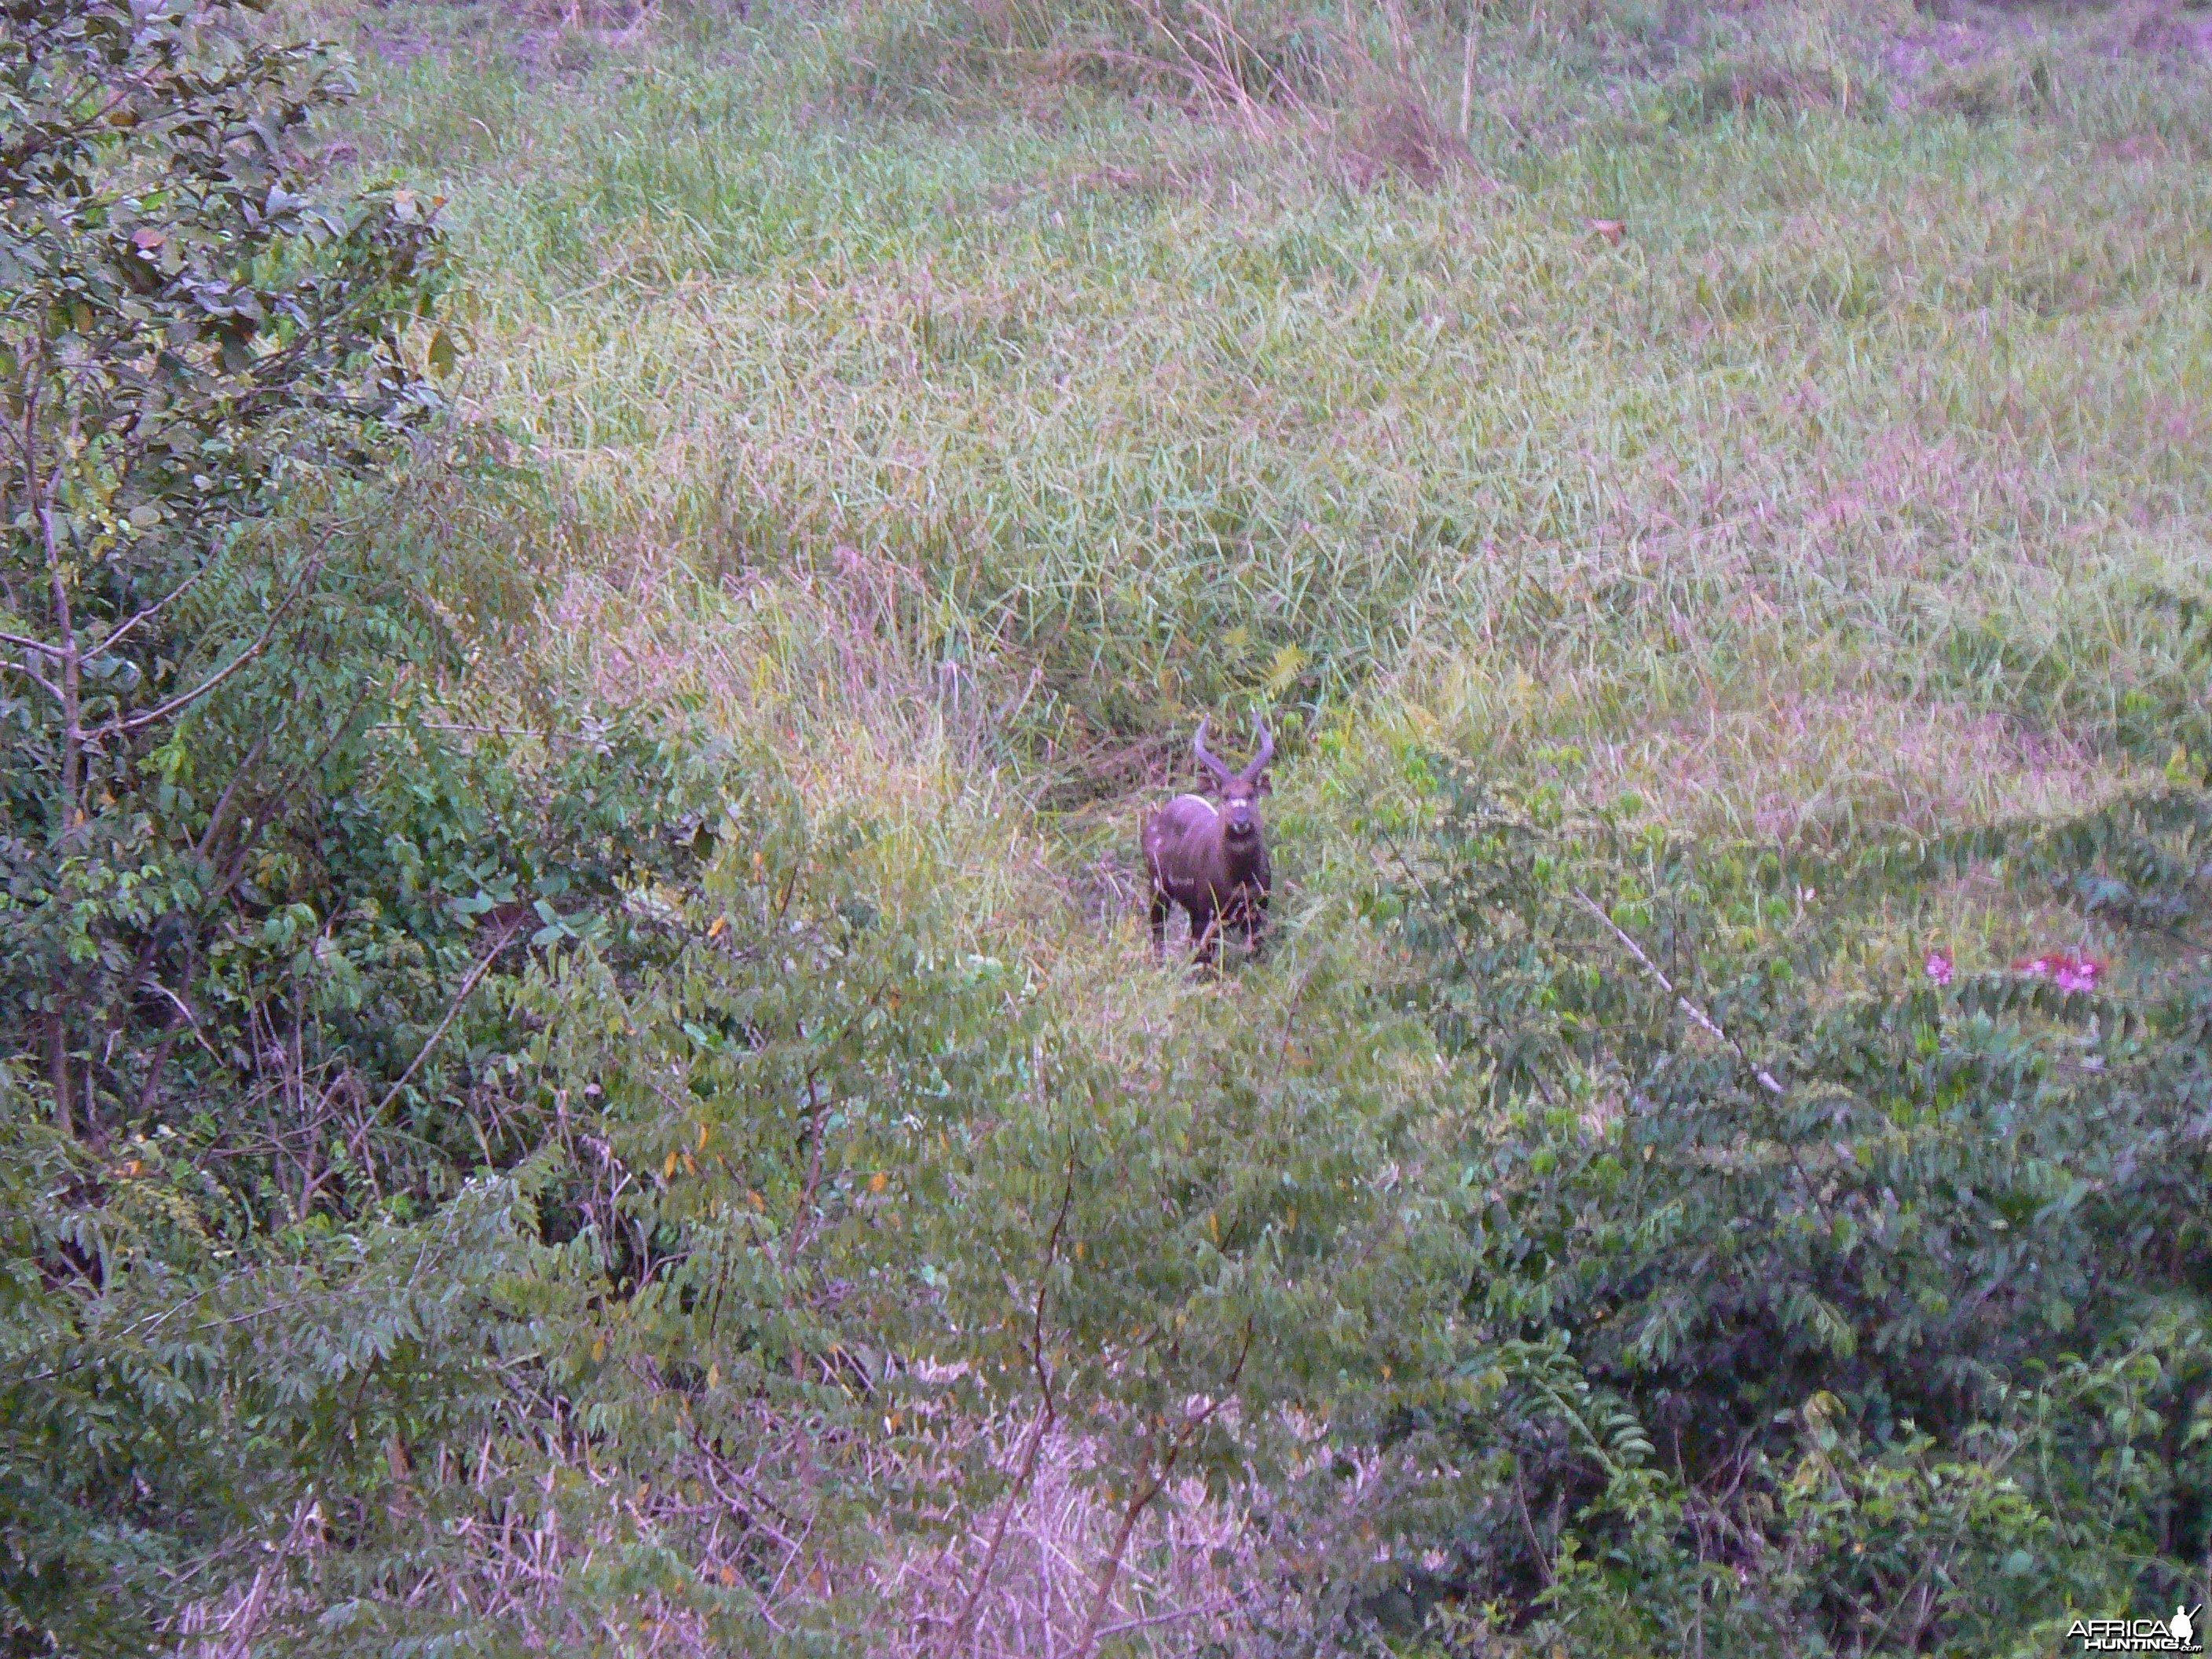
xmin=46 ymin=523 xmax=79 ymax=835
xmin=946 ymin=1155 xmax=1074 ymax=1656
xmin=1071 ymin=1469 xmax=1169 ymax=1659
xmin=1071 ymin=1323 xmax=1251 ymax=1659
xmin=945 ymin=1398 xmax=1053 ymax=1658
xmin=38 ymin=454 xmax=79 ymax=1128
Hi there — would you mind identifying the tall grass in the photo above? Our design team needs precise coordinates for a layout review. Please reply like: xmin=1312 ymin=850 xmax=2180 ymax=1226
xmin=325 ymin=0 xmax=2212 ymax=856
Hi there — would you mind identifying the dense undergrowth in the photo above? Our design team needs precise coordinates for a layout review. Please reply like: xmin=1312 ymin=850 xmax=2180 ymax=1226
xmin=1373 ymin=761 xmax=2212 ymax=1652
xmin=4 ymin=0 xmax=2211 ymax=1650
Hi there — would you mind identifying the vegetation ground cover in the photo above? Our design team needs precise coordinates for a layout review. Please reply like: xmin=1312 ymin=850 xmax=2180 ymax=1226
xmin=5 ymin=0 xmax=2210 ymax=1650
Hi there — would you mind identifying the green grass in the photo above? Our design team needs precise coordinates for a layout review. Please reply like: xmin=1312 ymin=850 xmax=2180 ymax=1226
xmin=308 ymin=0 xmax=2210 ymax=951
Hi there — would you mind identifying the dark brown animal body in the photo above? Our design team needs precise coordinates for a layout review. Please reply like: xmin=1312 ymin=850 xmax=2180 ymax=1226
xmin=1143 ymin=717 xmax=1273 ymax=965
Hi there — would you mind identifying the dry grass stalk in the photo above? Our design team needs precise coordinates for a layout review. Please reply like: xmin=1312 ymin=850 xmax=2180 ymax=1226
xmin=172 ymin=1392 xmax=1398 ymax=1657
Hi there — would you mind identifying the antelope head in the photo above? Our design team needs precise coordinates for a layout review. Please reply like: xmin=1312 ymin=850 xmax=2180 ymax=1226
xmin=1192 ymin=714 xmax=1274 ymax=842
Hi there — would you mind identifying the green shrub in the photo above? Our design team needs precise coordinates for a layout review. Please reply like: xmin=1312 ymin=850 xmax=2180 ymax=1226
xmin=0 ymin=2 xmax=731 ymax=1646
xmin=1373 ymin=715 xmax=2212 ymax=1651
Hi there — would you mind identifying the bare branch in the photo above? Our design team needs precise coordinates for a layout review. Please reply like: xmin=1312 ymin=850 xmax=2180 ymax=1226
xmin=110 ymin=552 xmax=324 ymax=736
xmin=0 ymin=624 xmax=60 ymax=657
xmin=192 ymin=732 xmax=269 ymax=864
xmin=367 ymin=918 xmax=523 ymax=1122
xmin=92 ymin=557 xmax=220 ymax=657
xmin=0 ymin=656 xmax=64 ymax=701
xmin=1572 ymin=886 xmax=1785 ymax=1096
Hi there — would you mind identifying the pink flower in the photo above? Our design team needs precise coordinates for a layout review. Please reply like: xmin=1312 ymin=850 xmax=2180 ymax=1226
xmin=2014 ymin=951 xmax=2101 ymax=993
xmin=1924 ymin=950 xmax=1953 ymax=987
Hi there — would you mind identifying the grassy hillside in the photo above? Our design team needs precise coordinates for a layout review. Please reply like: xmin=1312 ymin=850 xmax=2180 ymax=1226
xmin=9 ymin=0 xmax=2212 ymax=1649
xmin=350 ymin=0 xmax=2207 ymax=833
xmin=306 ymin=0 xmax=2209 ymax=979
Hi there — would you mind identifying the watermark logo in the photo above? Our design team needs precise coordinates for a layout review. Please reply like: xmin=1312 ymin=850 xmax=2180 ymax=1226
xmin=2070 ymin=1606 xmax=2204 ymax=1654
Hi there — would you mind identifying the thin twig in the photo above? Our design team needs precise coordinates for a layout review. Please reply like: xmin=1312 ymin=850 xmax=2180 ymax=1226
xmin=368 ymin=919 xmax=523 ymax=1121
xmin=92 ymin=557 xmax=219 ymax=657
xmin=191 ymin=732 xmax=269 ymax=863
xmin=0 ymin=655 xmax=64 ymax=701
xmin=1095 ymin=1595 xmax=1245 ymax=1639
xmin=1512 ymin=1466 xmax=1554 ymax=1588
xmin=1572 ymin=887 xmax=1784 ymax=1096
xmin=144 ymin=980 xmax=221 ymax=1061
xmin=946 ymin=1149 xmax=1079 ymax=1657
xmin=110 ymin=551 xmax=326 ymax=736
xmin=0 ymin=623 xmax=62 ymax=656
xmin=370 ymin=720 xmax=591 ymax=744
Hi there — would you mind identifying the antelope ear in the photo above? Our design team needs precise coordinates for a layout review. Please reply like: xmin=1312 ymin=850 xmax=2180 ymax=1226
xmin=1257 ymin=771 xmax=1273 ymax=795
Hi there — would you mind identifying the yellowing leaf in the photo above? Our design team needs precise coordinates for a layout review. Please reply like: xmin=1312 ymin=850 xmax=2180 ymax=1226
xmin=664 ymin=1151 xmax=679 ymax=1179
xmin=869 ymin=1172 xmax=888 ymax=1193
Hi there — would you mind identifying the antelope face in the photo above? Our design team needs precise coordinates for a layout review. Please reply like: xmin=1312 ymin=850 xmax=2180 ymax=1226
xmin=1192 ymin=712 xmax=1276 ymax=841
xmin=1218 ymin=774 xmax=1265 ymax=840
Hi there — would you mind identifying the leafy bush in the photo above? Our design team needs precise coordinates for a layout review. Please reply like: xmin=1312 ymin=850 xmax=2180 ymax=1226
xmin=0 ymin=2 xmax=728 ymax=1647
xmin=1374 ymin=720 xmax=2212 ymax=1652
xmin=0 ymin=0 xmax=455 ymax=1137
xmin=391 ymin=803 xmax=1466 ymax=1653
xmin=12 ymin=0 xmax=2207 ymax=1651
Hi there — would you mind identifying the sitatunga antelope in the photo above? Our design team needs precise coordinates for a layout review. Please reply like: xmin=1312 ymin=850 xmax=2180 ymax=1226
xmin=1142 ymin=716 xmax=1273 ymax=965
